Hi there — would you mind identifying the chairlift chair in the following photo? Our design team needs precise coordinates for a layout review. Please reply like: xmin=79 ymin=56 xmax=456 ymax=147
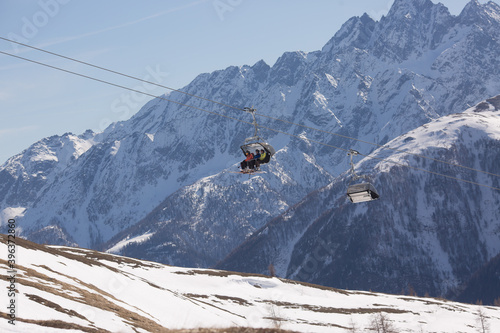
xmin=240 ymin=107 xmax=276 ymax=162
xmin=347 ymin=182 xmax=380 ymax=203
xmin=346 ymin=149 xmax=380 ymax=203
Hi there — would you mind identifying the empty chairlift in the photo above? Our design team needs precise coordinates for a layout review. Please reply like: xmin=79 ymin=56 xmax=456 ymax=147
xmin=346 ymin=150 xmax=380 ymax=203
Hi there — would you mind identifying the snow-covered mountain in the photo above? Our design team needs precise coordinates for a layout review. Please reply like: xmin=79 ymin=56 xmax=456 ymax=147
xmin=218 ymin=95 xmax=500 ymax=298
xmin=1 ymin=0 xmax=500 ymax=299
xmin=0 ymin=131 xmax=95 ymax=245
xmin=2 ymin=235 xmax=500 ymax=333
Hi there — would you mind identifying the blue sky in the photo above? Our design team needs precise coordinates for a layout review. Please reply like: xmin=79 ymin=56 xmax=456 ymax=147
xmin=0 ymin=0 xmax=496 ymax=163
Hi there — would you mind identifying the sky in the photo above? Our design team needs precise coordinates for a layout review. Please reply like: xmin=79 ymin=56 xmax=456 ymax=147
xmin=0 ymin=0 xmax=496 ymax=164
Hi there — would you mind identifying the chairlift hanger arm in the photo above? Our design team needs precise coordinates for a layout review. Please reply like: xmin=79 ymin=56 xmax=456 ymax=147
xmin=345 ymin=149 xmax=380 ymax=203
xmin=243 ymin=107 xmax=259 ymax=138
xmin=348 ymin=149 xmax=361 ymax=180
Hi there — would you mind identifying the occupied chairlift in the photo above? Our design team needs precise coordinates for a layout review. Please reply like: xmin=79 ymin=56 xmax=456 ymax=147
xmin=346 ymin=149 xmax=380 ymax=203
xmin=239 ymin=107 xmax=275 ymax=172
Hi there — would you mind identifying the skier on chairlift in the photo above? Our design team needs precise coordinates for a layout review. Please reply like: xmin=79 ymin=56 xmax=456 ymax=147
xmin=236 ymin=107 xmax=276 ymax=174
xmin=240 ymin=151 xmax=254 ymax=171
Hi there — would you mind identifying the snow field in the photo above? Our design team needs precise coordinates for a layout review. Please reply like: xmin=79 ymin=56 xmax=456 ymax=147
xmin=1 ymin=237 xmax=500 ymax=332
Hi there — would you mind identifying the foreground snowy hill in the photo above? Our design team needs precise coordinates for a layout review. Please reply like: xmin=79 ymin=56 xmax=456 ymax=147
xmin=1 ymin=235 xmax=499 ymax=333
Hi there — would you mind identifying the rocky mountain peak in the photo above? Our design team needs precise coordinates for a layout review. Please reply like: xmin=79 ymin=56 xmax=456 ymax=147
xmin=459 ymin=0 xmax=500 ymax=30
xmin=269 ymin=51 xmax=309 ymax=86
xmin=322 ymin=13 xmax=376 ymax=53
xmin=250 ymin=59 xmax=270 ymax=82
xmin=459 ymin=0 xmax=483 ymax=22
xmin=386 ymin=0 xmax=435 ymax=17
xmin=371 ymin=0 xmax=454 ymax=60
xmin=322 ymin=0 xmax=456 ymax=61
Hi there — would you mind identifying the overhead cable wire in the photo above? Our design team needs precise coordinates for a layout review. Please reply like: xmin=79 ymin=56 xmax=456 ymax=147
xmin=0 ymin=36 xmax=243 ymax=112
xmin=255 ymin=112 xmax=500 ymax=180
xmin=256 ymin=125 xmax=500 ymax=192
xmin=2 ymin=49 xmax=500 ymax=192
xmin=3 ymin=36 xmax=499 ymax=181
xmin=0 ymin=50 xmax=254 ymax=128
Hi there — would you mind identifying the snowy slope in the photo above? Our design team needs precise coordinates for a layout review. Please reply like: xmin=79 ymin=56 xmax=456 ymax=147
xmin=218 ymin=95 xmax=500 ymax=299
xmin=1 ymin=235 xmax=500 ymax=333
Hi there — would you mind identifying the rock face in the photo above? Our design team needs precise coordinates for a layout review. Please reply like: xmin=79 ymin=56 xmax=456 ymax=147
xmin=1 ymin=0 xmax=500 ymax=297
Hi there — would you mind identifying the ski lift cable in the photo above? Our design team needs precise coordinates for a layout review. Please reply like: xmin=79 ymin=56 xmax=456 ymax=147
xmin=255 ymin=123 xmax=500 ymax=192
xmin=0 ymin=36 xmax=243 ymax=113
xmin=254 ymin=112 xmax=500 ymax=180
xmin=2 ymin=49 xmax=500 ymax=192
xmin=3 ymin=36 xmax=499 ymax=181
xmin=0 ymin=50 xmax=256 ymax=128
